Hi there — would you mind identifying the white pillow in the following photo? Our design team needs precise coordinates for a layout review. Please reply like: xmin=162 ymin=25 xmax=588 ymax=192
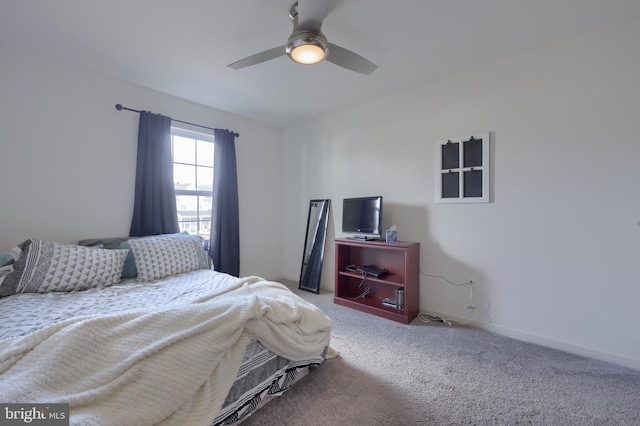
xmin=127 ymin=233 xmax=211 ymax=282
xmin=0 ymin=238 xmax=128 ymax=297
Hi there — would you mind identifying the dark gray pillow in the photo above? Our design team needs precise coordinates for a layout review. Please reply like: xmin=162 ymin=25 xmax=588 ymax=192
xmin=0 ymin=239 xmax=127 ymax=297
xmin=78 ymin=237 xmax=129 ymax=250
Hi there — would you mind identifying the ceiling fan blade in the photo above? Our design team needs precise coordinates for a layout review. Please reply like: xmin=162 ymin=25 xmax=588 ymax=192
xmin=326 ymin=43 xmax=377 ymax=75
xmin=296 ymin=0 xmax=329 ymax=30
xmin=228 ymin=46 xmax=286 ymax=69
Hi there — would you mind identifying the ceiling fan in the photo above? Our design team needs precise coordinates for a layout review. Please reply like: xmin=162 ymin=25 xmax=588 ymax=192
xmin=228 ymin=0 xmax=377 ymax=75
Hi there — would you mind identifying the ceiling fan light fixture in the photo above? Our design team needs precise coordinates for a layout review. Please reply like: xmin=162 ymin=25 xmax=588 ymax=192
xmin=290 ymin=43 xmax=325 ymax=64
xmin=286 ymin=30 xmax=328 ymax=65
xmin=228 ymin=0 xmax=376 ymax=74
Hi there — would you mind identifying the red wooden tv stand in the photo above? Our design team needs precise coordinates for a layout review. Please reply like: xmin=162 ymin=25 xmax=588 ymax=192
xmin=334 ymin=238 xmax=419 ymax=324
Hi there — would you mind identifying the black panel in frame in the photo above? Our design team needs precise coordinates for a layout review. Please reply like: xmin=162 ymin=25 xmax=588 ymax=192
xmin=463 ymin=137 xmax=483 ymax=168
xmin=463 ymin=169 xmax=483 ymax=197
xmin=442 ymin=171 xmax=460 ymax=198
xmin=441 ymin=142 xmax=459 ymax=170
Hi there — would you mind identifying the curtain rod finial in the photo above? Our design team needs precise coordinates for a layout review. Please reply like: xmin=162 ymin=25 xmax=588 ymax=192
xmin=115 ymin=104 xmax=123 ymax=110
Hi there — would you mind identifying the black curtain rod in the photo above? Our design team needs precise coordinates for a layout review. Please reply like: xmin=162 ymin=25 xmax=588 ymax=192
xmin=115 ymin=104 xmax=239 ymax=137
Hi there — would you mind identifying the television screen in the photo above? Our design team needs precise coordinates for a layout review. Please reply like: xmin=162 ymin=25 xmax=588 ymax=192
xmin=342 ymin=196 xmax=383 ymax=239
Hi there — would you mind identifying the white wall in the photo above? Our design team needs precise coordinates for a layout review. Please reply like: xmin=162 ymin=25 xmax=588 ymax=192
xmin=0 ymin=45 xmax=285 ymax=279
xmin=282 ymin=16 xmax=640 ymax=368
xmin=1 ymin=13 xmax=638 ymax=371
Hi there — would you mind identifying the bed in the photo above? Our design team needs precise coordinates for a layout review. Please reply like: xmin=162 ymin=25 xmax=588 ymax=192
xmin=0 ymin=233 xmax=332 ymax=425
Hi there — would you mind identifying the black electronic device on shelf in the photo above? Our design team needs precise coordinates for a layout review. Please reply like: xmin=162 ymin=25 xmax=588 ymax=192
xmin=357 ymin=265 xmax=388 ymax=277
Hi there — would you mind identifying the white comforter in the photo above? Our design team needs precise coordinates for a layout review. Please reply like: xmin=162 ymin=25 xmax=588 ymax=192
xmin=0 ymin=272 xmax=332 ymax=425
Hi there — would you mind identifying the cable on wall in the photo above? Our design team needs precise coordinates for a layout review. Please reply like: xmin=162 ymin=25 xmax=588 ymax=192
xmin=419 ymin=271 xmax=472 ymax=287
xmin=418 ymin=270 xmax=478 ymax=324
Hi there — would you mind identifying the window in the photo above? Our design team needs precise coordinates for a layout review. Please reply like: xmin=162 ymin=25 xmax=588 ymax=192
xmin=171 ymin=128 xmax=215 ymax=239
xmin=435 ymin=132 xmax=491 ymax=203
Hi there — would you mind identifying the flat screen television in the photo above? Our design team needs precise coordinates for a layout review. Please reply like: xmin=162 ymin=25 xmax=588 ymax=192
xmin=342 ymin=196 xmax=383 ymax=240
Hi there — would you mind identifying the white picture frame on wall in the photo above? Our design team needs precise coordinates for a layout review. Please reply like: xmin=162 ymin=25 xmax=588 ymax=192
xmin=435 ymin=132 xmax=491 ymax=204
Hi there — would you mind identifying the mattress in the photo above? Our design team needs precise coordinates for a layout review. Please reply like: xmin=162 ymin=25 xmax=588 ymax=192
xmin=0 ymin=270 xmax=250 ymax=340
xmin=0 ymin=269 xmax=327 ymax=424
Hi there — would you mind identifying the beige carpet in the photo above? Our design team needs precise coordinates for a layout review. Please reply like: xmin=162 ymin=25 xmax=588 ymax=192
xmin=242 ymin=284 xmax=640 ymax=426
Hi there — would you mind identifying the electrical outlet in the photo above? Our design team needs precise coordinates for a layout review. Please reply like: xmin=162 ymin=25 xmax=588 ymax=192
xmin=466 ymin=278 xmax=476 ymax=315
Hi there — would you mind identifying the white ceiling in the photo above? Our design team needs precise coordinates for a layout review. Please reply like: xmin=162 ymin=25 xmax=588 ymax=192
xmin=2 ymin=0 xmax=640 ymax=128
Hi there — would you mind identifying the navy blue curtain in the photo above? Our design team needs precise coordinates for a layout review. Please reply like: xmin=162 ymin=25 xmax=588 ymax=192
xmin=129 ymin=111 xmax=180 ymax=237
xmin=208 ymin=129 xmax=240 ymax=276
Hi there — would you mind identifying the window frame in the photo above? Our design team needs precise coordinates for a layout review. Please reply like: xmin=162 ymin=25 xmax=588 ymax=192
xmin=170 ymin=127 xmax=215 ymax=239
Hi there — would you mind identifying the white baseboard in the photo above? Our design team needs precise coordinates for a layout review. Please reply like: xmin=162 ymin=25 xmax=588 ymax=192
xmin=422 ymin=309 xmax=640 ymax=371
xmin=276 ymin=280 xmax=640 ymax=371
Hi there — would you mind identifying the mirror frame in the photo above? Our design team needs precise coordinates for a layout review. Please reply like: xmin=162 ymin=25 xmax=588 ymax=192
xmin=299 ymin=199 xmax=331 ymax=294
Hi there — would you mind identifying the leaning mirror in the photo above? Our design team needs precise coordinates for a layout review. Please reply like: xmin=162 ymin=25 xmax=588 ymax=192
xmin=299 ymin=199 xmax=331 ymax=294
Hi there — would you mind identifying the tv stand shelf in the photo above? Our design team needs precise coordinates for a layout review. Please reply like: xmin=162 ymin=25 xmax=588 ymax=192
xmin=339 ymin=270 xmax=405 ymax=285
xmin=334 ymin=238 xmax=419 ymax=324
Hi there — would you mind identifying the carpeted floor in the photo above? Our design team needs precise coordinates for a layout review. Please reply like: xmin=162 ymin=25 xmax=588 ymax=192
xmin=242 ymin=284 xmax=640 ymax=426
